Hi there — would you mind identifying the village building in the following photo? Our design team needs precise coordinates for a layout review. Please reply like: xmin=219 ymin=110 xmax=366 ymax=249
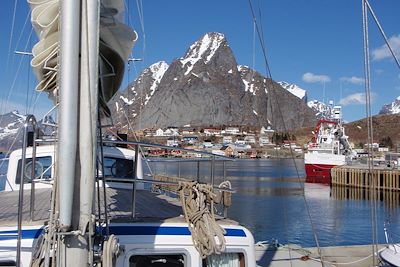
xmin=166 ymin=137 xmax=179 ymax=147
xmin=182 ymin=136 xmax=198 ymax=144
xmin=235 ymin=139 xmax=246 ymax=146
xmin=260 ymin=126 xmax=275 ymax=135
xmin=222 ymin=136 xmax=233 ymax=144
xmin=144 ymin=128 xmax=156 ymax=137
xmin=154 ymin=128 xmax=164 ymax=137
xmin=259 ymin=136 xmax=271 ymax=146
xmin=244 ymin=135 xmax=256 ymax=144
xmin=203 ymin=128 xmax=222 ymax=136
xmin=224 ymin=127 xmax=240 ymax=135
xmin=220 ymin=144 xmax=235 ymax=157
xmin=203 ymin=140 xmax=213 ymax=148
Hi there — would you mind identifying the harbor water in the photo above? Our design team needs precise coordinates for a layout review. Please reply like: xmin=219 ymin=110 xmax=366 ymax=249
xmin=2 ymin=155 xmax=400 ymax=247
xmin=147 ymin=158 xmax=400 ymax=247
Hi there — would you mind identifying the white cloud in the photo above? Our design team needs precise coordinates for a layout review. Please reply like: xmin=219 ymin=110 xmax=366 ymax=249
xmin=340 ymin=76 xmax=364 ymax=85
xmin=338 ymin=92 xmax=376 ymax=105
xmin=372 ymin=34 xmax=400 ymax=61
xmin=302 ymin=72 xmax=331 ymax=83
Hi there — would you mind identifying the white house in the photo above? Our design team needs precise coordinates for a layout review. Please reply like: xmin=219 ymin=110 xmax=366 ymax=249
xmin=166 ymin=138 xmax=179 ymax=147
xmin=244 ymin=135 xmax=256 ymax=144
xmin=204 ymin=128 xmax=222 ymax=136
xmin=259 ymin=136 xmax=271 ymax=146
xmin=155 ymin=128 xmax=164 ymax=136
xmin=203 ymin=140 xmax=213 ymax=148
xmin=222 ymin=136 xmax=233 ymax=144
xmin=260 ymin=126 xmax=275 ymax=135
xmin=224 ymin=127 xmax=240 ymax=135
xmin=235 ymin=139 xmax=246 ymax=146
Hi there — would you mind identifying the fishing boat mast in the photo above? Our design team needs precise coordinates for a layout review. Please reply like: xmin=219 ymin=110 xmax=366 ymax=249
xmin=58 ymin=0 xmax=99 ymax=265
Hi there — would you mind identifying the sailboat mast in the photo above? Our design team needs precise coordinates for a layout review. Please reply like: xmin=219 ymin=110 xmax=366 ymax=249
xmin=58 ymin=0 xmax=80 ymax=232
xmin=58 ymin=0 xmax=99 ymax=265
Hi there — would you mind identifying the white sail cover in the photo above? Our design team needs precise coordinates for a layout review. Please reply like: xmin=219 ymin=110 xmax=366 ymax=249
xmin=28 ymin=0 xmax=137 ymax=116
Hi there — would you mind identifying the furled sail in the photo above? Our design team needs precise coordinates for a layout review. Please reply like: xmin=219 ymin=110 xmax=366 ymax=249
xmin=28 ymin=0 xmax=137 ymax=116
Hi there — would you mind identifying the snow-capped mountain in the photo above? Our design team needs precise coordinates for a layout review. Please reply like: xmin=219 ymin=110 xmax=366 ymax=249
xmin=108 ymin=32 xmax=317 ymax=130
xmin=277 ymin=81 xmax=307 ymax=102
xmin=0 ymin=111 xmax=57 ymax=151
xmin=0 ymin=111 xmax=26 ymax=151
xmin=307 ymin=100 xmax=327 ymax=115
xmin=109 ymin=61 xmax=169 ymax=129
xmin=379 ymin=96 xmax=400 ymax=115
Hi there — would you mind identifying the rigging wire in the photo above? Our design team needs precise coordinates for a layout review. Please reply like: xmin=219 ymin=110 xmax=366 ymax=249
xmin=365 ymin=0 xmax=400 ymax=71
xmin=1 ymin=5 xmax=31 ymax=124
xmin=136 ymin=0 xmax=146 ymax=64
xmin=247 ymin=1 xmax=324 ymax=266
xmin=6 ymin=0 xmax=19 ymax=69
xmin=361 ymin=0 xmax=378 ymax=265
xmin=247 ymin=0 xmax=271 ymax=79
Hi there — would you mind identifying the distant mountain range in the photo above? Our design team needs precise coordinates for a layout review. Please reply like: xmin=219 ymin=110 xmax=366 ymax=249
xmin=108 ymin=32 xmax=316 ymax=131
xmin=0 ymin=111 xmax=55 ymax=152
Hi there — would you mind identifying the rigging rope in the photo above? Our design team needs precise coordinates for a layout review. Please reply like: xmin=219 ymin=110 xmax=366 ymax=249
xmin=178 ymin=181 xmax=226 ymax=259
xmin=247 ymin=1 xmax=324 ymax=266
xmin=365 ymin=0 xmax=400 ymax=71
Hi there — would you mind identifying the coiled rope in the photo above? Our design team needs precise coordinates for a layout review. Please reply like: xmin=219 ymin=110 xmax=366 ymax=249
xmin=178 ymin=181 xmax=226 ymax=258
xmin=102 ymin=234 xmax=120 ymax=267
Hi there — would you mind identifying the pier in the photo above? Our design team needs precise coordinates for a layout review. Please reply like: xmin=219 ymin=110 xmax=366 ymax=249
xmin=331 ymin=165 xmax=400 ymax=191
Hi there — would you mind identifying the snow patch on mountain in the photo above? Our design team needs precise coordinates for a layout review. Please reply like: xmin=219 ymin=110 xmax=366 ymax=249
xmin=278 ymin=81 xmax=307 ymax=100
xmin=379 ymin=97 xmax=400 ymax=114
xmin=142 ymin=61 xmax=169 ymax=105
xmin=0 ymin=111 xmax=26 ymax=141
xmin=120 ymin=95 xmax=133 ymax=105
xmin=307 ymin=100 xmax=331 ymax=119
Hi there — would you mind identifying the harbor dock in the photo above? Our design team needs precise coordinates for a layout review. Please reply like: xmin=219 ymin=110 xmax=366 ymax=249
xmin=331 ymin=164 xmax=400 ymax=191
xmin=256 ymin=243 xmax=385 ymax=267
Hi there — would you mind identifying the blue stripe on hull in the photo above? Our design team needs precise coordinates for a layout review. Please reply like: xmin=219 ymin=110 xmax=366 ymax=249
xmin=0 ymin=225 xmax=246 ymax=241
xmin=0 ymin=228 xmax=43 ymax=241
xmin=106 ymin=226 xmax=246 ymax=237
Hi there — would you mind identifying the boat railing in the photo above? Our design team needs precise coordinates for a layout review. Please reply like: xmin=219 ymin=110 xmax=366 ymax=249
xmin=16 ymin=114 xmax=39 ymax=266
xmin=101 ymin=140 xmax=234 ymax=218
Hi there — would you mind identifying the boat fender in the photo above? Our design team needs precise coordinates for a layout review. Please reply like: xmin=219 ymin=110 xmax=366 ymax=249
xmin=223 ymin=191 xmax=232 ymax=207
xmin=214 ymin=191 xmax=222 ymax=204
xmin=218 ymin=181 xmax=232 ymax=207
xmin=102 ymin=234 xmax=120 ymax=267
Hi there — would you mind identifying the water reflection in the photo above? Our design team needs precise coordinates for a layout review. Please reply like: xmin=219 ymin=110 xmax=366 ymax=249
xmin=146 ymin=158 xmax=400 ymax=247
xmin=331 ymin=186 xmax=400 ymax=208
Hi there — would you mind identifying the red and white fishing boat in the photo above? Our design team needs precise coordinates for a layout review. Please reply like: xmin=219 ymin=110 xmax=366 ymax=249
xmin=304 ymin=104 xmax=353 ymax=184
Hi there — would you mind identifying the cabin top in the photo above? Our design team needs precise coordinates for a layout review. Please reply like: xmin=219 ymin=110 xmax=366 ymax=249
xmin=3 ymin=145 xmax=142 ymax=191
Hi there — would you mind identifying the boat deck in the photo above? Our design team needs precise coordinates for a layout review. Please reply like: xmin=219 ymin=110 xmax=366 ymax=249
xmin=0 ymin=186 xmax=234 ymax=227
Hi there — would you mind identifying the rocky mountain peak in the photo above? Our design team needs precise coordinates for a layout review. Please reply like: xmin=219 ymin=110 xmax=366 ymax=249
xmin=179 ymin=32 xmax=227 ymax=75
xmin=107 ymin=32 xmax=317 ymax=130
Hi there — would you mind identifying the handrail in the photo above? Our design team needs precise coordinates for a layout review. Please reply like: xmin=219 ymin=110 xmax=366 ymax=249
xmin=103 ymin=177 xmax=236 ymax=193
xmin=16 ymin=114 xmax=38 ymax=267
xmin=99 ymin=140 xmax=233 ymax=219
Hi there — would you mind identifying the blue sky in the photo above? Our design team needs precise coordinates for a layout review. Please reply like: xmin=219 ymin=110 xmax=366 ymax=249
xmin=1 ymin=0 xmax=399 ymax=122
